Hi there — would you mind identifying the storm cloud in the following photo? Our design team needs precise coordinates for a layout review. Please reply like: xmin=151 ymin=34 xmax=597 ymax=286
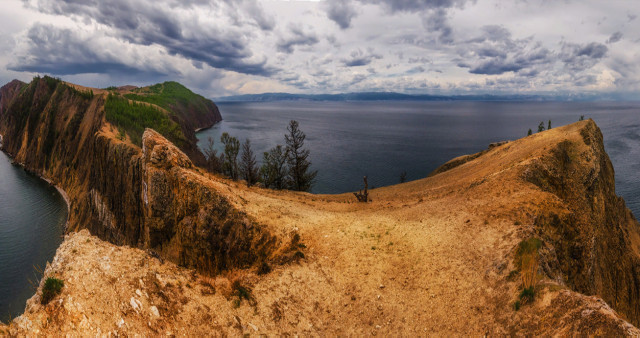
xmin=9 ymin=24 xmax=171 ymax=76
xmin=21 ymin=0 xmax=277 ymax=76
xmin=1 ymin=0 xmax=637 ymax=97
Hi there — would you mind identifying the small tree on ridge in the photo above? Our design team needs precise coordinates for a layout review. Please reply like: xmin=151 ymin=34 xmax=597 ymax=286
xmin=261 ymin=145 xmax=288 ymax=190
xmin=239 ymin=139 xmax=259 ymax=186
xmin=221 ymin=132 xmax=240 ymax=180
xmin=285 ymin=120 xmax=317 ymax=192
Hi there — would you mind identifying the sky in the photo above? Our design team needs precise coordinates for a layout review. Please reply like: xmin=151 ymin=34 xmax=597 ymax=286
xmin=0 ymin=0 xmax=639 ymax=98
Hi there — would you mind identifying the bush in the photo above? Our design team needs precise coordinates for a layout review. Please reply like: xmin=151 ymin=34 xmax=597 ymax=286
xmin=514 ymin=238 xmax=542 ymax=305
xmin=41 ymin=277 xmax=64 ymax=304
xmin=104 ymin=93 xmax=186 ymax=147
xmin=257 ymin=261 xmax=272 ymax=275
xmin=123 ymin=81 xmax=211 ymax=114
xmin=519 ymin=286 xmax=535 ymax=303
xmin=231 ymin=280 xmax=256 ymax=307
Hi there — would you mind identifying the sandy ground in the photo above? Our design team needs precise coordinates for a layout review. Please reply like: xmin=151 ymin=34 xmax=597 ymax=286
xmin=2 ymin=121 xmax=639 ymax=336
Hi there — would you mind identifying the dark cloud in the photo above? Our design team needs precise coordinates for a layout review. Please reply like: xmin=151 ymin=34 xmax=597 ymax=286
xmin=23 ymin=0 xmax=277 ymax=76
xmin=457 ymin=25 xmax=553 ymax=75
xmin=560 ymin=41 xmax=608 ymax=71
xmin=363 ymin=0 xmax=471 ymax=13
xmin=606 ymin=31 xmax=623 ymax=44
xmin=342 ymin=48 xmax=383 ymax=67
xmin=276 ymin=24 xmax=319 ymax=54
xmin=325 ymin=0 xmax=358 ymax=29
xmin=422 ymin=8 xmax=454 ymax=44
xmin=8 ymin=24 xmax=167 ymax=76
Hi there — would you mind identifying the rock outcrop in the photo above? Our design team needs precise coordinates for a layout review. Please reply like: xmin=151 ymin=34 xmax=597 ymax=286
xmin=1 ymin=77 xmax=640 ymax=335
xmin=524 ymin=121 xmax=640 ymax=324
xmin=0 ymin=77 xmax=284 ymax=276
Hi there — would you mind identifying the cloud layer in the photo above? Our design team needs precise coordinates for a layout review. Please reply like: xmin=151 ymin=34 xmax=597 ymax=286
xmin=0 ymin=0 xmax=638 ymax=97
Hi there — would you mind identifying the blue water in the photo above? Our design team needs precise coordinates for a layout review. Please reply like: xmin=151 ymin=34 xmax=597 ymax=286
xmin=198 ymin=101 xmax=640 ymax=216
xmin=0 ymin=149 xmax=67 ymax=323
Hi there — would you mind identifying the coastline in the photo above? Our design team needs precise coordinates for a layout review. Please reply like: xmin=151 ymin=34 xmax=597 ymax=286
xmin=194 ymin=121 xmax=220 ymax=133
xmin=0 ymin=133 xmax=71 ymax=230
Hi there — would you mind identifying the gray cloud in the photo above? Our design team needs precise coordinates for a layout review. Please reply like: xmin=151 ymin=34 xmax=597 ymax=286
xmin=276 ymin=24 xmax=319 ymax=54
xmin=342 ymin=48 xmax=383 ymax=67
xmin=325 ymin=0 xmax=358 ymax=29
xmin=457 ymin=25 xmax=553 ymax=75
xmin=422 ymin=8 xmax=454 ymax=44
xmin=560 ymin=41 xmax=608 ymax=71
xmin=607 ymin=31 xmax=623 ymax=44
xmin=23 ymin=0 xmax=277 ymax=76
xmin=8 ymin=24 xmax=169 ymax=76
xmin=363 ymin=0 xmax=471 ymax=13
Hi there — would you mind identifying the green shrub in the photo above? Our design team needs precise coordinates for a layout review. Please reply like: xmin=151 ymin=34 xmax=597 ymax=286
xmin=104 ymin=93 xmax=186 ymax=147
xmin=519 ymin=287 xmax=535 ymax=303
xmin=123 ymin=81 xmax=210 ymax=114
xmin=41 ymin=277 xmax=64 ymax=304
xmin=231 ymin=280 xmax=256 ymax=307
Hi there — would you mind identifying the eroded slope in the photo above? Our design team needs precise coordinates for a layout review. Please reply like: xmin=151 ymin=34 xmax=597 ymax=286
xmin=2 ymin=120 xmax=640 ymax=336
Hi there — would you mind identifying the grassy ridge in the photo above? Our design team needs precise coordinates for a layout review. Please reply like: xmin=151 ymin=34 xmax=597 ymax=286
xmin=123 ymin=81 xmax=210 ymax=114
xmin=104 ymin=93 xmax=186 ymax=147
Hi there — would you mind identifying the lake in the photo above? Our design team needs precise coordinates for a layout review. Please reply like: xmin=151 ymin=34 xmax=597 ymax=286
xmin=0 ymin=148 xmax=67 ymax=323
xmin=197 ymin=101 xmax=640 ymax=217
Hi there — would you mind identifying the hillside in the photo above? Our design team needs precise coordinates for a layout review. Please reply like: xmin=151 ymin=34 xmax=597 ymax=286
xmin=1 ymin=78 xmax=640 ymax=335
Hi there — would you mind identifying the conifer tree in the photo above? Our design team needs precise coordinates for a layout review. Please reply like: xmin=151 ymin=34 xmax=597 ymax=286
xmin=260 ymin=145 xmax=288 ymax=189
xmin=220 ymin=132 xmax=240 ymax=180
xmin=239 ymin=139 xmax=259 ymax=186
xmin=285 ymin=120 xmax=317 ymax=192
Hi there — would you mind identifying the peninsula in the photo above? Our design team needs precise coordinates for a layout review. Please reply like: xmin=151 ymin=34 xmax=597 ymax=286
xmin=1 ymin=77 xmax=639 ymax=335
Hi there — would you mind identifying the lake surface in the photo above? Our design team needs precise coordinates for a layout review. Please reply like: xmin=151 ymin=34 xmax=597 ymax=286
xmin=198 ymin=101 xmax=640 ymax=217
xmin=0 ymin=148 xmax=67 ymax=323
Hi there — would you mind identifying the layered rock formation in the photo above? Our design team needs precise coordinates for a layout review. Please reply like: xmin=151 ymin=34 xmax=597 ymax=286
xmin=1 ymin=77 xmax=640 ymax=335
xmin=0 ymin=77 xmax=284 ymax=277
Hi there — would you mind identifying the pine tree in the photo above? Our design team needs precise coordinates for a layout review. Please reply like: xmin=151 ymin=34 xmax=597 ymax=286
xmin=285 ymin=120 xmax=317 ymax=192
xmin=527 ymin=128 xmax=532 ymax=136
xmin=548 ymin=120 xmax=551 ymax=130
xmin=239 ymin=139 xmax=259 ymax=186
xmin=538 ymin=121 xmax=545 ymax=133
xmin=399 ymin=171 xmax=407 ymax=183
xmin=220 ymin=132 xmax=240 ymax=180
xmin=203 ymin=136 xmax=222 ymax=173
xmin=260 ymin=145 xmax=288 ymax=189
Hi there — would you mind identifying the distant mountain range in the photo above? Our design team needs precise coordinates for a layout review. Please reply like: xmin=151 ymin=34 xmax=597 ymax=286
xmin=215 ymin=92 xmax=615 ymax=102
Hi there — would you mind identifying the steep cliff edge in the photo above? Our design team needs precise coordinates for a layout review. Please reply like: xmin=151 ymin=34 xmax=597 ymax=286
xmin=2 ymin=107 xmax=640 ymax=335
xmin=2 ymin=77 xmax=640 ymax=334
xmin=0 ymin=77 xmax=284 ymax=277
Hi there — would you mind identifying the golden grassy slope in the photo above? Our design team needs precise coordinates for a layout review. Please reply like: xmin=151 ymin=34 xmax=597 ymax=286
xmin=3 ymin=120 xmax=639 ymax=336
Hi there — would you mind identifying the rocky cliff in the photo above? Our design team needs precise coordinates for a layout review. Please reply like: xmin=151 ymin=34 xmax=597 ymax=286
xmin=1 ymin=78 xmax=639 ymax=335
xmin=524 ymin=121 xmax=640 ymax=324
xmin=0 ymin=77 xmax=286 ymax=277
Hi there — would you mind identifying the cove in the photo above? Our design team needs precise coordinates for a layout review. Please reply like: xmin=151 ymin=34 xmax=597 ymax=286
xmin=0 ymin=148 xmax=67 ymax=323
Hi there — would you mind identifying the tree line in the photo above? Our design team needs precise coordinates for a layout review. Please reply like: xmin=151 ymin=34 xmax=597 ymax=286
xmin=203 ymin=120 xmax=318 ymax=192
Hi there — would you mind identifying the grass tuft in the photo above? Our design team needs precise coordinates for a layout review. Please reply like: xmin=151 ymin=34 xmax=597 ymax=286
xmin=41 ymin=277 xmax=64 ymax=304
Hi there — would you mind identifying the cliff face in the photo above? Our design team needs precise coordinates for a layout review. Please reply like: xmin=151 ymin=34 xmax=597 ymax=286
xmin=524 ymin=121 xmax=640 ymax=324
xmin=2 ymin=78 xmax=640 ymax=335
xmin=0 ymin=77 xmax=283 ymax=276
